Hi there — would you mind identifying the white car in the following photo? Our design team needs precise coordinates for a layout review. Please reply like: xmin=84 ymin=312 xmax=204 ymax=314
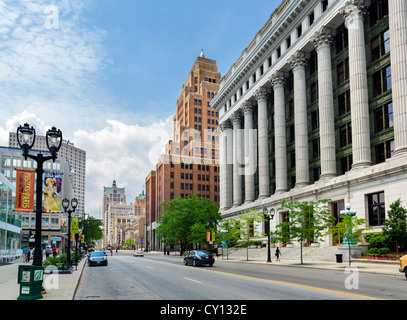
xmin=133 ymin=249 xmax=144 ymax=257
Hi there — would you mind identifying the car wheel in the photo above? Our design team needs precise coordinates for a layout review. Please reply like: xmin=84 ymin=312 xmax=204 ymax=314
xmin=184 ymin=259 xmax=187 ymax=265
xmin=405 ymin=270 xmax=407 ymax=280
xmin=209 ymin=263 xmax=213 ymax=267
xmin=193 ymin=260 xmax=196 ymax=267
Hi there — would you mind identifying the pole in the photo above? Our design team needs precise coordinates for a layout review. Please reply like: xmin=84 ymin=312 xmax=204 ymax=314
xmin=67 ymin=210 xmax=71 ymax=267
xmin=33 ymin=154 xmax=45 ymax=267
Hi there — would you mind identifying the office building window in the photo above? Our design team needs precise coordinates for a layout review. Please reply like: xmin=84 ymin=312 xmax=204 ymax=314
xmin=367 ymin=191 xmax=385 ymax=226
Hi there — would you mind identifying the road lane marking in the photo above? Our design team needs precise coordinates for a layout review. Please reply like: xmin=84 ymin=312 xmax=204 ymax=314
xmin=142 ymin=257 xmax=383 ymax=300
xmin=183 ymin=277 xmax=202 ymax=284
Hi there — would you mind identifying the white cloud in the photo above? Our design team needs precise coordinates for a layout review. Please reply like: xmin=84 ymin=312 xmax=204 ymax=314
xmin=0 ymin=0 xmax=173 ymax=218
xmin=73 ymin=117 xmax=173 ymax=217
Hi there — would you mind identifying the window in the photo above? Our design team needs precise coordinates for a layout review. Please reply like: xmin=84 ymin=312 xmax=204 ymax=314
xmin=309 ymin=12 xmax=315 ymax=25
xmin=335 ymin=24 xmax=348 ymax=55
xmin=339 ymin=154 xmax=353 ymax=174
xmin=297 ymin=25 xmax=302 ymax=38
xmin=312 ymin=138 xmax=320 ymax=159
xmin=322 ymin=0 xmax=329 ymax=12
xmin=311 ymin=110 xmax=319 ymax=131
xmin=373 ymin=65 xmax=391 ymax=97
xmin=369 ymin=0 xmax=389 ymax=27
xmin=339 ymin=123 xmax=352 ymax=147
xmin=368 ymin=191 xmax=385 ymax=226
xmin=337 ymin=59 xmax=349 ymax=84
xmin=374 ymin=139 xmax=394 ymax=164
xmin=374 ymin=102 xmax=393 ymax=133
xmin=338 ymin=90 xmax=351 ymax=116
xmin=310 ymin=82 xmax=318 ymax=103
xmin=371 ymin=29 xmax=390 ymax=62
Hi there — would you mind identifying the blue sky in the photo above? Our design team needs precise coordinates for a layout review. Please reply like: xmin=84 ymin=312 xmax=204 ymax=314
xmin=0 ymin=0 xmax=280 ymax=217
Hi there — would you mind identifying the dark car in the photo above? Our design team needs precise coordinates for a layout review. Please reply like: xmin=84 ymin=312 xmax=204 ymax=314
xmin=88 ymin=251 xmax=108 ymax=266
xmin=184 ymin=250 xmax=214 ymax=267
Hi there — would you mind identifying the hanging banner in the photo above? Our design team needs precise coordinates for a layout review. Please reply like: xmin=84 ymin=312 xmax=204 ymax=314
xmin=71 ymin=217 xmax=79 ymax=234
xmin=60 ymin=216 xmax=68 ymax=234
xmin=43 ymin=173 xmax=62 ymax=213
xmin=15 ymin=169 xmax=35 ymax=212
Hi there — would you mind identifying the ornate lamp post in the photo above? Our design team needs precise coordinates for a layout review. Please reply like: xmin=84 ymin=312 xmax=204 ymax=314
xmin=340 ymin=203 xmax=358 ymax=247
xmin=16 ymin=123 xmax=62 ymax=267
xmin=62 ymin=198 xmax=78 ymax=268
xmin=263 ymin=207 xmax=275 ymax=263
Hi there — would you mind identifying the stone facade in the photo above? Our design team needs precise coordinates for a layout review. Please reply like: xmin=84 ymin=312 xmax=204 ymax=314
xmin=212 ymin=0 xmax=407 ymax=246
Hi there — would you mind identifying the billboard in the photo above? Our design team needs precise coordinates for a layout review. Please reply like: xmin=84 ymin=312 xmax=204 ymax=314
xmin=43 ymin=173 xmax=62 ymax=213
xmin=14 ymin=169 xmax=35 ymax=212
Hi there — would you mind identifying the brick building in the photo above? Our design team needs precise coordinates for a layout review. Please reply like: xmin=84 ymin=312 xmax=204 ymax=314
xmin=145 ymin=51 xmax=221 ymax=251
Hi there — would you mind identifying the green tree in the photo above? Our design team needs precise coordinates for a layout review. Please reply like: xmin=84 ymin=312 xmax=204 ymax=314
xmin=236 ymin=210 xmax=264 ymax=261
xmin=218 ymin=218 xmax=241 ymax=259
xmin=157 ymin=193 xmax=221 ymax=254
xmin=80 ymin=216 xmax=103 ymax=246
xmin=328 ymin=214 xmax=370 ymax=266
xmin=383 ymin=199 xmax=407 ymax=253
xmin=273 ymin=199 xmax=334 ymax=265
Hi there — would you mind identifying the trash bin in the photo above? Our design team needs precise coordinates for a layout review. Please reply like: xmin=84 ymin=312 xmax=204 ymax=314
xmin=335 ymin=254 xmax=343 ymax=263
xmin=17 ymin=265 xmax=44 ymax=300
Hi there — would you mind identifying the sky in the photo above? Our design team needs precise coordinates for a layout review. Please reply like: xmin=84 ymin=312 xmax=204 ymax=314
xmin=0 ymin=0 xmax=280 ymax=218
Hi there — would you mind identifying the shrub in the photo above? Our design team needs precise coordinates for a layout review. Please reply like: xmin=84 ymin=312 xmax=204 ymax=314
xmin=378 ymin=247 xmax=391 ymax=254
xmin=364 ymin=232 xmax=391 ymax=249
xmin=368 ymin=248 xmax=379 ymax=255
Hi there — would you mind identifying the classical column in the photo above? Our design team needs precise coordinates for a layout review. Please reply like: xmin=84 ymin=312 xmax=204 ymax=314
xmin=389 ymin=0 xmax=407 ymax=157
xmin=219 ymin=120 xmax=233 ymax=210
xmin=290 ymin=51 xmax=309 ymax=187
xmin=270 ymin=72 xmax=288 ymax=193
xmin=232 ymin=110 xmax=243 ymax=207
xmin=255 ymin=87 xmax=271 ymax=199
xmin=341 ymin=1 xmax=372 ymax=168
xmin=312 ymin=27 xmax=337 ymax=179
xmin=243 ymin=101 xmax=256 ymax=203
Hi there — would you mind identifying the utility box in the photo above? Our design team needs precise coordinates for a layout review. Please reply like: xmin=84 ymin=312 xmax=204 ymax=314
xmin=17 ymin=265 xmax=44 ymax=300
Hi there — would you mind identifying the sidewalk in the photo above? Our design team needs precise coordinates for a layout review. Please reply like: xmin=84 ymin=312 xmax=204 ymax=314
xmin=0 ymin=257 xmax=86 ymax=300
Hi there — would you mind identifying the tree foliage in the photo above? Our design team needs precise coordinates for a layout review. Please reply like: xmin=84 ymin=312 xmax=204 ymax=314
xmin=80 ymin=216 xmax=103 ymax=246
xmin=273 ymin=199 xmax=335 ymax=264
xmin=156 ymin=193 xmax=221 ymax=254
xmin=383 ymin=198 xmax=407 ymax=253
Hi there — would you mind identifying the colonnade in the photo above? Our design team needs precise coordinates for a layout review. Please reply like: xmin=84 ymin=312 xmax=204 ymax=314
xmin=219 ymin=0 xmax=407 ymax=210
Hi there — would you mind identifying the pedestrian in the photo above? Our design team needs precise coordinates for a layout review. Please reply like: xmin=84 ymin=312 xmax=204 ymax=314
xmin=45 ymin=247 xmax=51 ymax=259
xmin=22 ymin=246 xmax=29 ymax=263
xmin=27 ymin=247 xmax=31 ymax=262
xmin=52 ymin=246 xmax=57 ymax=257
xmin=275 ymin=247 xmax=281 ymax=262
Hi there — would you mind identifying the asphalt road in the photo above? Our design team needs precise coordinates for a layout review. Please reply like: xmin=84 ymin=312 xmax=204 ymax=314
xmin=74 ymin=251 xmax=406 ymax=301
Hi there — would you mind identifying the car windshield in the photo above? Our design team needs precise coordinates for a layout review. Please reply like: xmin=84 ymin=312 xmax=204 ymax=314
xmin=194 ymin=251 xmax=209 ymax=256
xmin=90 ymin=252 xmax=105 ymax=257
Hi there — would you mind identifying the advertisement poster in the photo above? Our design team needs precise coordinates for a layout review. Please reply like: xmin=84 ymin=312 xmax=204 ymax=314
xmin=14 ymin=169 xmax=35 ymax=212
xmin=60 ymin=216 xmax=68 ymax=234
xmin=43 ymin=173 xmax=62 ymax=213
xmin=71 ymin=217 xmax=79 ymax=234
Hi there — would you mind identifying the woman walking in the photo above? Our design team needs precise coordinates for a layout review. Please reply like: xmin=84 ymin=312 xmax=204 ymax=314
xmin=275 ymin=247 xmax=281 ymax=262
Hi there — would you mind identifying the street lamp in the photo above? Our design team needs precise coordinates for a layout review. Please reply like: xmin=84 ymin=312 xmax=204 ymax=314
xmin=16 ymin=123 xmax=62 ymax=267
xmin=340 ymin=203 xmax=357 ymax=247
xmin=62 ymin=198 xmax=78 ymax=268
xmin=263 ymin=207 xmax=275 ymax=263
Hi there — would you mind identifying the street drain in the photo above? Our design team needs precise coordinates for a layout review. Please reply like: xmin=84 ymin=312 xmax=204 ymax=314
xmin=86 ymin=296 xmax=100 ymax=300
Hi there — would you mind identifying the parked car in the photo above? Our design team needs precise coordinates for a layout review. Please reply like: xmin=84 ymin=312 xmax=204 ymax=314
xmin=400 ymin=255 xmax=407 ymax=279
xmin=133 ymin=249 xmax=144 ymax=257
xmin=184 ymin=250 xmax=214 ymax=267
xmin=88 ymin=251 xmax=108 ymax=266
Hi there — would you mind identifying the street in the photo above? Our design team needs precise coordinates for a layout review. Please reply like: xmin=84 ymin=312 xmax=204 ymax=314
xmin=74 ymin=251 xmax=406 ymax=301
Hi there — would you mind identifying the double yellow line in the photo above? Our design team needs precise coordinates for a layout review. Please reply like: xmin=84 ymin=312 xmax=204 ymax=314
xmin=144 ymin=257 xmax=382 ymax=300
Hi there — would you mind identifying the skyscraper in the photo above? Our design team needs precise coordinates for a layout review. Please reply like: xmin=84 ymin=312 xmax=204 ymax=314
xmin=145 ymin=51 xmax=221 ymax=251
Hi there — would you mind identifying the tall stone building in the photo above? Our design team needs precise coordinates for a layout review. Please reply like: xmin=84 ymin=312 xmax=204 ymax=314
xmin=145 ymin=51 xmax=221 ymax=251
xmin=102 ymin=180 xmax=126 ymax=247
xmin=213 ymin=0 xmax=406 ymax=247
